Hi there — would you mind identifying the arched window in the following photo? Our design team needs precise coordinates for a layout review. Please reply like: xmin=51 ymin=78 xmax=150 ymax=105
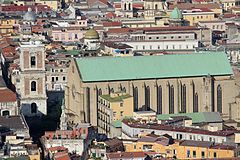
xmin=133 ymin=86 xmax=138 ymax=111
xmin=157 ymin=85 xmax=162 ymax=114
xmin=145 ymin=86 xmax=150 ymax=111
xmin=128 ymin=3 xmax=131 ymax=10
xmin=122 ymin=87 xmax=126 ymax=93
xmin=31 ymin=56 xmax=36 ymax=67
xmin=155 ymin=4 xmax=158 ymax=10
xmin=169 ymin=85 xmax=174 ymax=114
xmin=31 ymin=103 xmax=37 ymax=114
xmin=2 ymin=110 xmax=10 ymax=116
xmin=181 ymin=84 xmax=186 ymax=113
xmin=31 ymin=81 xmax=36 ymax=91
xmin=217 ymin=85 xmax=222 ymax=113
xmin=193 ymin=93 xmax=198 ymax=112
xmin=110 ymin=88 xmax=114 ymax=93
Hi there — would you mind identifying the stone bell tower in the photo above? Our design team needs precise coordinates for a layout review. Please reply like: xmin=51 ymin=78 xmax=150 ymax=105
xmin=19 ymin=40 xmax=47 ymax=116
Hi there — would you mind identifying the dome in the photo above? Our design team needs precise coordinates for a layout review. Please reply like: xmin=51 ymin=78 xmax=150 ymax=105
xmin=84 ymin=29 xmax=99 ymax=39
xmin=170 ymin=7 xmax=183 ymax=19
xmin=23 ymin=8 xmax=36 ymax=22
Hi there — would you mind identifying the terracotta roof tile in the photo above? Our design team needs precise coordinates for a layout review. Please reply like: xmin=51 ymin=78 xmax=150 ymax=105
xmin=0 ymin=88 xmax=16 ymax=102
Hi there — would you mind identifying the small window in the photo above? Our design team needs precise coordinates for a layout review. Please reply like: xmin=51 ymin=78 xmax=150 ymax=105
xmin=149 ymin=37 xmax=152 ymax=40
xmin=201 ymin=151 xmax=205 ymax=158
xmin=193 ymin=151 xmax=196 ymax=158
xmin=187 ymin=150 xmax=190 ymax=158
xmin=52 ymin=77 xmax=54 ymax=82
xmin=31 ymin=103 xmax=37 ymax=113
xmin=60 ymin=69 xmax=63 ymax=72
xmin=120 ymin=103 xmax=123 ymax=107
xmin=31 ymin=81 xmax=36 ymax=91
xmin=63 ymin=77 xmax=66 ymax=81
xmin=120 ymin=111 xmax=124 ymax=116
xmin=31 ymin=56 xmax=36 ymax=67
xmin=56 ymin=77 xmax=58 ymax=81
xmin=214 ymin=152 xmax=217 ymax=158
xmin=156 ymin=37 xmax=159 ymax=39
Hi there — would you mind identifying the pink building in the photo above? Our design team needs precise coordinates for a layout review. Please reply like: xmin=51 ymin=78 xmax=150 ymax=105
xmin=51 ymin=27 xmax=86 ymax=42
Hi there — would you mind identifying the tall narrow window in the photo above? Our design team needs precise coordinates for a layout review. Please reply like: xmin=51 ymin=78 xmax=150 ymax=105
xmin=86 ymin=87 xmax=90 ymax=123
xmin=217 ymin=85 xmax=222 ymax=113
xmin=181 ymin=84 xmax=187 ymax=113
xmin=193 ymin=93 xmax=198 ymax=112
xmin=31 ymin=56 xmax=36 ymax=67
xmin=169 ymin=85 xmax=174 ymax=114
xmin=96 ymin=88 xmax=102 ymax=126
xmin=145 ymin=86 xmax=150 ymax=111
xmin=124 ymin=3 xmax=127 ymax=10
xmin=133 ymin=86 xmax=138 ymax=111
xmin=31 ymin=81 xmax=36 ymax=91
xmin=155 ymin=4 xmax=158 ymax=10
xmin=31 ymin=103 xmax=37 ymax=113
xmin=98 ymin=88 xmax=102 ymax=95
xmin=110 ymin=88 xmax=114 ymax=93
xmin=157 ymin=85 xmax=162 ymax=114
xmin=122 ymin=87 xmax=126 ymax=93
xmin=128 ymin=3 xmax=131 ymax=10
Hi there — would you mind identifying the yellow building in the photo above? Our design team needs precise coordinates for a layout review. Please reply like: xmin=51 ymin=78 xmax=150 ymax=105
xmin=0 ymin=19 xmax=18 ymax=34
xmin=35 ymin=0 xmax=59 ymax=11
xmin=98 ymin=92 xmax=133 ymax=137
xmin=123 ymin=134 xmax=237 ymax=159
xmin=27 ymin=144 xmax=41 ymax=160
xmin=183 ymin=9 xmax=215 ymax=26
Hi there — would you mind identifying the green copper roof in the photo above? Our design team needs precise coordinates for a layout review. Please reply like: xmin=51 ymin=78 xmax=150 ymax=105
xmin=111 ymin=120 xmax=122 ymax=128
xmin=100 ymin=94 xmax=132 ymax=102
xmin=170 ymin=7 xmax=183 ymax=19
xmin=56 ymin=49 xmax=80 ymax=56
xmin=157 ymin=112 xmax=222 ymax=124
xmin=75 ymin=52 xmax=232 ymax=82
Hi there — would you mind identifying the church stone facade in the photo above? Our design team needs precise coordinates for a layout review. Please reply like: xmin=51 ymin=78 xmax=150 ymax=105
xmin=65 ymin=53 xmax=239 ymax=126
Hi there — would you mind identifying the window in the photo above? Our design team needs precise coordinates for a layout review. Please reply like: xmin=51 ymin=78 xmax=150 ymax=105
xmin=214 ymin=152 xmax=217 ymax=158
xmin=60 ymin=69 xmax=63 ymax=72
xmin=133 ymin=86 xmax=138 ymax=111
xmin=120 ymin=111 xmax=124 ymax=116
xmin=31 ymin=81 xmax=36 ymax=91
xmin=156 ymin=37 xmax=159 ymax=39
xmin=157 ymin=85 xmax=162 ymax=114
xmin=134 ymin=144 xmax=136 ymax=150
xmin=187 ymin=150 xmax=190 ymax=158
xmin=201 ymin=151 xmax=205 ymax=158
xmin=113 ymin=112 xmax=116 ymax=117
xmin=75 ymin=34 xmax=78 ymax=39
xmin=56 ymin=77 xmax=58 ymax=81
xmin=63 ymin=77 xmax=66 ymax=81
xmin=193 ymin=151 xmax=196 ymax=158
xmin=2 ymin=110 xmax=10 ymax=116
xmin=155 ymin=4 xmax=158 ymax=10
xmin=31 ymin=56 xmax=36 ymax=67
xmin=149 ymin=37 xmax=152 ymax=40
xmin=169 ymin=85 xmax=174 ymax=114
xmin=145 ymin=86 xmax=150 ymax=111
xmin=181 ymin=84 xmax=186 ymax=113
xmin=217 ymin=85 xmax=222 ymax=113
xmin=120 ymin=103 xmax=123 ymax=107
xmin=31 ymin=103 xmax=37 ymax=113
xmin=52 ymin=77 xmax=54 ymax=82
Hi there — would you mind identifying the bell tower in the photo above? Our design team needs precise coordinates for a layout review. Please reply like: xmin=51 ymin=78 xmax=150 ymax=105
xmin=19 ymin=40 xmax=47 ymax=116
